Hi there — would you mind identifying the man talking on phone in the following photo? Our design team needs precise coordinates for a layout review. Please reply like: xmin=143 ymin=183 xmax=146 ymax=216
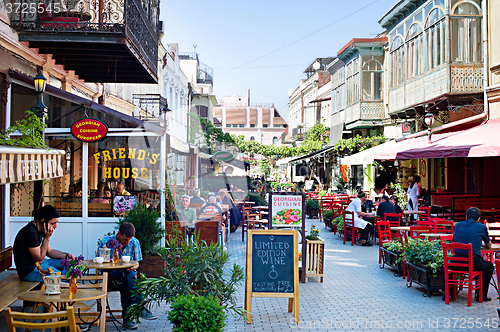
xmin=13 ymin=205 xmax=74 ymax=281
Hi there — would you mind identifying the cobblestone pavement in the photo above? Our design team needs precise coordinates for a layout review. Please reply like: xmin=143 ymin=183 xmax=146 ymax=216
xmin=2 ymin=217 xmax=500 ymax=331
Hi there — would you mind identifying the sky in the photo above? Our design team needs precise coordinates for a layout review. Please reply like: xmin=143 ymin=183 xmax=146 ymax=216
xmin=160 ymin=0 xmax=398 ymax=121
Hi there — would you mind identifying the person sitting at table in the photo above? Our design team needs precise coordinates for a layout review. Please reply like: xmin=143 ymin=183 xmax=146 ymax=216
xmin=97 ymin=222 xmax=158 ymax=329
xmin=116 ymin=182 xmax=131 ymax=196
xmin=177 ymin=195 xmax=196 ymax=225
xmin=189 ymin=188 xmax=205 ymax=204
xmin=345 ymin=192 xmax=374 ymax=246
xmin=13 ymin=205 xmax=75 ymax=281
xmin=377 ymin=195 xmax=397 ymax=221
xmin=390 ymin=195 xmax=403 ymax=215
xmin=453 ymin=207 xmax=493 ymax=302
xmin=95 ymin=181 xmax=106 ymax=198
xmin=200 ymin=195 xmax=224 ymax=215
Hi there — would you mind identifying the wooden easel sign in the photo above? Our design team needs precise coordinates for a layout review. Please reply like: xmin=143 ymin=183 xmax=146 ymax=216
xmin=244 ymin=229 xmax=299 ymax=324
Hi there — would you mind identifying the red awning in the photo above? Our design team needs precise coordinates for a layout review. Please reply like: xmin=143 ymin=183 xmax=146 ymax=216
xmin=394 ymin=119 xmax=500 ymax=159
xmin=374 ymin=120 xmax=487 ymax=160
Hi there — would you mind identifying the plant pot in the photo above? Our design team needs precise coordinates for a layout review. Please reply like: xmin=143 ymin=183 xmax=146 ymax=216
xmin=406 ymin=262 xmax=445 ymax=297
xmin=308 ymin=208 xmax=319 ymax=218
xmin=379 ymin=248 xmax=403 ymax=277
xmin=138 ymin=255 xmax=166 ymax=278
xmin=303 ymin=238 xmax=324 ymax=283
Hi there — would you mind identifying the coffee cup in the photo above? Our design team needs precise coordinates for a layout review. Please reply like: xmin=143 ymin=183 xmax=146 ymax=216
xmin=93 ymin=257 xmax=104 ymax=264
xmin=122 ymin=255 xmax=131 ymax=263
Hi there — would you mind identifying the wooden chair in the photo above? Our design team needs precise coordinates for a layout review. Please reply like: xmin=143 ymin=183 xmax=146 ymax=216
xmin=189 ymin=202 xmax=203 ymax=215
xmin=60 ymin=273 xmax=108 ymax=329
xmin=442 ymin=242 xmax=483 ymax=306
xmin=439 ymin=234 xmax=454 ymax=242
xmin=343 ymin=210 xmax=362 ymax=246
xmin=377 ymin=221 xmax=391 ymax=264
xmin=409 ymin=226 xmax=433 ymax=239
xmin=330 ymin=203 xmax=343 ymax=234
xmin=398 ymin=229 xmax=410 ymax=281
xmin=419 ymin=206 xmax=431 ymax=221
xmin=196 ymin=220 xmax=220 ymax=245
xmin=435 ymin=220 xmax=455 ymax=234
xmin=384 ymin=213 xmax=401 ymax=237
xmin=4 ymin=306 xmax=78 ymax=332
xmin=241 ymin=206 xmax=261 ymax=242
xmin=416 ymin=219 xmax=438 ymax=233
xmin=486 ymin=222 xmax=500 ymax=243
xmin=166 ymin=220 xmax=186 ymax=247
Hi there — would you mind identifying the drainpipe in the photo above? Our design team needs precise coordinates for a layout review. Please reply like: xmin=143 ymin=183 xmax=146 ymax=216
xmin=483 ymin=0 xmax=489 ymax=119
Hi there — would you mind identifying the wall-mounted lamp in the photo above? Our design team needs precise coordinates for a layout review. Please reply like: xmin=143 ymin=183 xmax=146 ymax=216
xmin=423 ymin=111 xmax=434 ymax=142
xmin=31 ymin=71 xmax=48 ymax=118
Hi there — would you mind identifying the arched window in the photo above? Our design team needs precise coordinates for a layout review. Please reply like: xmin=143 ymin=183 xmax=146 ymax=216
xmin=390 ymin=35 xmax=405 ymax=88
xmin=425 ymin=7 xmax=446 ymax=70
xmin=250 ymin=136 xmax=255 ymax=141
xmin=272 ymin=136 xmax=278 ymax=144
xmin=405 ymin=22 xmax=424 ymax=79
xmin=362 ymin=59 xmax=383 ymax=100
xmin=451 ymin=1 xmax=482 ymax=63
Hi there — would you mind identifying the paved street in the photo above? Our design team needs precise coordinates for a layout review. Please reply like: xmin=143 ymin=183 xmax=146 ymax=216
xmin=2 ymin=217 xmax=500 ymax=331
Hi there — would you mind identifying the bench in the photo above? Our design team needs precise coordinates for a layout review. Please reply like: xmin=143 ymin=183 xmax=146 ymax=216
xmin=431 ymin=193 xmax=479 ymax=217
xmin=0 ymin=247 xmax=40 ymax=312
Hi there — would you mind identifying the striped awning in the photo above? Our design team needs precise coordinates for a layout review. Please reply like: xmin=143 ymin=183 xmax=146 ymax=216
xmin=0 ymin=146 xmax=65 ymax=184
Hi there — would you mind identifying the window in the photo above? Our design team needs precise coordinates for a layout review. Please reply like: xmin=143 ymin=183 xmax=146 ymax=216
xmin=425 ymin=7 xmax=446 ymax=70
xmin=250 ymin=124 xmax=255 ymax=128
xmin=274 ymin=124 xmax=281 ymax=128
xmin=390 ymin=35 xmax=405 ymax=88
xmin=272 ymin=136 xmax=278 ymax=144
xmin=361 ymin=59 xmax=383 ymax=100
xmin=263 ymin=124 xmax=268 ymax=128
xmin=239 ymin=124 xmax=244 ymax=128
xmin=451 ymin=1 xmax=482 ymax=63
xmin=405 ymin=22 xmax=424 ymax=79
xmin=345 ymin=58 xmax=360 ymax=105
xmin=226 ymin=124 xmax=231 ymax=127
xmin=232 ymin=124 xmax=238 ymax=127
xmin=191 ymin=105 xmax=208 ymax=118
xmin=250 ymin=136 xmax=255 ymax=141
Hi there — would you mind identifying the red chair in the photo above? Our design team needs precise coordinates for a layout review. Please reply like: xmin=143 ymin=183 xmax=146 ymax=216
xmin=337 ymin=194 xmax=349 ymax=204
xmin=439 ymin=234 xmax=454 ymax=242
xmin=331 ymin=203 xmax=343 ymax=234
xmin=319 ymin=199 xmax=333 ymax=224
xmin=435 ymin=220 xmax=455 ymax=234
xmin=486 ymin=222 xmax=500 ymax=243
xmin=343 ymin=210 xmax=362 ymax=246
xmin=416 ymin=219 xmax=438 ymax=233
xmin=419 ymin=206 xmax=431 ymax=221
xmin=442 ymin=242 xmax=483 ymax=306
xmin=384 ymin=213 xmax=401 ymax=237
xmin=409 ymin=226 xmax=433 ymax=239
xmin=377 ymin=221 xmax=391 ymax=264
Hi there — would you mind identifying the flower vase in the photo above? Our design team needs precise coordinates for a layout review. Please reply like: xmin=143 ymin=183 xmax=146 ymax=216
xmin=69 ymin=277 xmax=77 ymax=295
xmin=113 ymin=249 xmax=119 ymax=264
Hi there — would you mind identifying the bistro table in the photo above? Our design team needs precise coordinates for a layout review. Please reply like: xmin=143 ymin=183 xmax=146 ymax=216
xmin=480 ymin=209 xmax=499 ymax=222
xmin=402 ymin=210 xmax=426 ymax=224
xmin=421 ymin=233 xmax=448 ymax=238
xmin=84 ymin=259 xmax=138 ymax=331
xmin=390 ymin=226 xmax=410 ymax=232
xmin=17 ymin=289 xmax=107 ymax=331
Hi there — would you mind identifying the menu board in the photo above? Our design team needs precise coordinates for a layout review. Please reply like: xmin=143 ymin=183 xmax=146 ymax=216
xmin=251 ymin=233 xmax=294 ymax=293
xmin=245 ymin=229 xmax=299 ymax=324
xmin=269 ymin=192 xmax=304 ymax=227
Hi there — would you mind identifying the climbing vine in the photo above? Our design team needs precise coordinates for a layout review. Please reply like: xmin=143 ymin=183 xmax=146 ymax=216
xmin=0 ymin=110 xmax=47 ymax=148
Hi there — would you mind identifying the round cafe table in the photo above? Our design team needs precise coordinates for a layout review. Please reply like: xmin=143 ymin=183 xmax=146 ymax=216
xmin=84 ymin=259 xmax=138 ymax=331
xmin=17 ymin=288 xmax=106 ymax=306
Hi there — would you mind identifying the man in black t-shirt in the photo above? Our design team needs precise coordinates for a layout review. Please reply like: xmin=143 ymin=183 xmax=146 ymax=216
xmin=377 ymin=195 xmax=397 ymax=221
xmin=13 ymin=205 xmax=75 ymax=281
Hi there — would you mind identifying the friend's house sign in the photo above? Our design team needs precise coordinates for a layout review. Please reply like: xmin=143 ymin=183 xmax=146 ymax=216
xmin=71 ymin=118 xmax=108 ymax=142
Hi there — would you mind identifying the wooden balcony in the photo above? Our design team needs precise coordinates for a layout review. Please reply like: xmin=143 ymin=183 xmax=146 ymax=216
xmin=345 ymin=101 xmax=384 ymax=129
xmin=10 ymin=0 xmax=159 ymax=83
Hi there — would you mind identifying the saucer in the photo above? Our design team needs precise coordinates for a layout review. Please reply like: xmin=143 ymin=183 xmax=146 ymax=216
xmin=45 ymin=291 xmax=61 ymax=295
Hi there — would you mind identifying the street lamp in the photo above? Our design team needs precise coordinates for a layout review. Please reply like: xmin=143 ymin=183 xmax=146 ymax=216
xmin=423 ymin=112 xmax=434 ymax=142
xmin=31 ymin=71 xmax=48 ymax=118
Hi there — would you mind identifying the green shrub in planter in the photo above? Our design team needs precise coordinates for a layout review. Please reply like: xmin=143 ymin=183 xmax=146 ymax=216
xmin=168 ymin=294 xmax=226 ymax=332
xmin=333 ymin=215 xmax=344 ymax=231
xmin=401 ymin=238 xmax=446 ymax=275
xmin=323 ymin=209 xmax=333 ymax=222
xmin=382 ymin=239 xmax=402 ymax=252
xmin=305 ymin=198 xmax=320 ymax=210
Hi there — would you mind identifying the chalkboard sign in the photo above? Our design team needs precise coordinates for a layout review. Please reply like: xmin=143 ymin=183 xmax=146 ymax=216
xmin=245 ymin=229 xmax=299 ymax=324
xmin=252 ymin=234 xmax=294 ymax=293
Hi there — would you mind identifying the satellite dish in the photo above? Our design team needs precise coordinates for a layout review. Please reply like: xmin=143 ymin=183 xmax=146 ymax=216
xmin=287 ymin=88 xmax=294 ymax=97
xmin=313 ymin=61 xmax=321 ymax=70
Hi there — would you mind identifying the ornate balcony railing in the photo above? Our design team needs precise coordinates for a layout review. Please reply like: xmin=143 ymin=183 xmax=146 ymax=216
xmin=132 ymin=93 xmax=168 ymax=126
xmin=10 ymin=0 xmax=159 ymax=83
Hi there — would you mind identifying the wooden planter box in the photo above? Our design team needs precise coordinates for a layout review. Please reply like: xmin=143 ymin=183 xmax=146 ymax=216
xmin=138 ymin=255 xmax=166 ymax=278
xmin=406 ymin=262 xmax=445 ymax=297
xmin=308 ymin=208 xmax=319 ymax=219
xmin=379 ymin=247 xmax=403 ymax=277
xmin=304 ymin=238 xmax=324 ymax=283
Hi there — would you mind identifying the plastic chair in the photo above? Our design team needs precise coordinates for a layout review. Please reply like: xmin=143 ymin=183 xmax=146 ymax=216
xmin=343 ymin=210 xmax=362 ymax=246
xmin=436 ymin=220 xmax=455 ymax=234
xmin=5 ymin=306 xmax=78 ymax=332
xmin=409 ymin=226 xmax=433 ymax=239
xmin=377 ymin=221 xmax=391 ymax=264
xmin=442 ymin=242 xmax=483 ymax=306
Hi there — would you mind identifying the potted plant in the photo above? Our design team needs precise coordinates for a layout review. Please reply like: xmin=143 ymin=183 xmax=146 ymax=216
xmin=167 ymin=294 xmax=226 ymax=332
xmin=331 ymin=215 xmax=344 ymax=235
xmin=322 ymin=209 xmax=334 ymax=229
xmin=401 ymin=238 xmax=446 ymax=297
xmin=380 ymin=239 xmax=403 ymax=276
xmin=118 ymin=204 xmax=165 ymax=278
xmin=303 ymin=224 xmax=324 ymax=282
xmin=305 ymin=198 xmax=320 ymax=218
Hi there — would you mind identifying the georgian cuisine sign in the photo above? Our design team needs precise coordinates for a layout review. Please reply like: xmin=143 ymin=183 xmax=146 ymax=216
xmin=71 ymin=118 xmax=108 ymax=142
